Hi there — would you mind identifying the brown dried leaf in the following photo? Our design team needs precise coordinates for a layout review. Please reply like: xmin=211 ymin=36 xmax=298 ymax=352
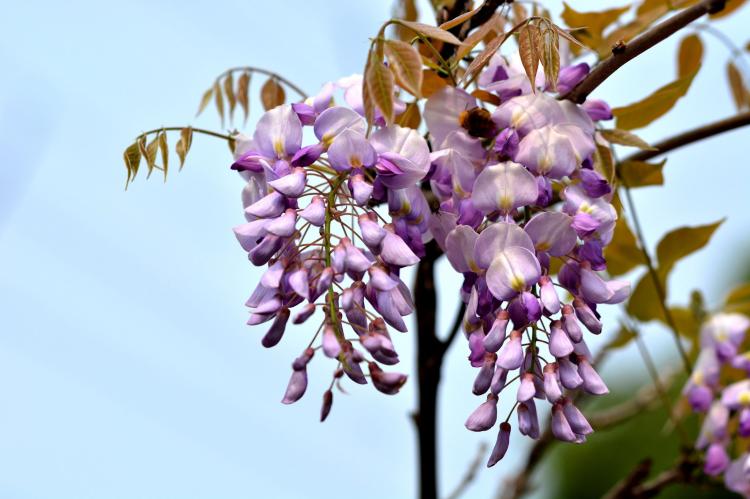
xmin=224 ymin=73 xmax=236 ymax=121
xmin=213 ymin=81 xmax=225 ymax=126
xmin=396 ymin=101 xmax=421 ymax=129
xmin=471 ymin=89 xmax=501 ymax=105
xmin=421 ymin=69 xmax=449 ymax=97
xmin=384 ymin=39 xmax=423 ymax=97
xmin=518 ymin=24 xmax=541 ymax=92
xmin=145 ymin=134 xmax=159 ymax=178
xmin=540 ymin=24 xmax=560 ymax=91
xmin=123 ymin=142 xmax=141 ymax=186
xmin=196 ymin=87 xmax=213 ymax=117
xmin=677 ymin=34 xmax=703 ymax=78
xmin=709 ymin=0 xmax=747 ymax=19
xmin=261 ymin=77 xmax=286 ymax=111
xmin=462 ymin=30 xmax=513 ymax=85
xmin=175 ymin=127 xmax=193 ymax=170
xmin=158 ymin=131 xmax=168 ymax=181
xmin=439 ymin=4 xmax=482 ymax=30
xmin=455 ymin=14 xmax=504 ymax=61
xmin=727 ymin=62 xmax=748 ymax=110
xmin=237 ymin=71 xmax=251 ymax=125
xmin=365 ymin=50 xmax=395 ymax=125
xmin=396 ymin=20 xmax=463 ymax=45
xmin=393 ymin=0 xmax=418 ymax=42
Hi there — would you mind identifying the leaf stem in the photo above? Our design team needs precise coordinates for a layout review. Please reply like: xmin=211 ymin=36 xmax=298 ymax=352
xmin=216 ymin=66 xmax=309 ymax=99
xmin=137 ymin=126 xmax=233 ymax=142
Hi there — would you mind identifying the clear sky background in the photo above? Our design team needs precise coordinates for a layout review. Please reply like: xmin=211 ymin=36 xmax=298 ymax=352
xmin=1 ymin=1 xmax=749 ymax=498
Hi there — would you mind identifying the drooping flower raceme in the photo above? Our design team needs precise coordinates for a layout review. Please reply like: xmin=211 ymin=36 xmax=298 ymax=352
xmin=683 ymin=312 xmax=750 ymax=494
xmin=425 ymin=55 xmax=626 ymax=466
xmin=230 ymin=54 xmax=627 ymax=463
xmin=231 ymin=85 xmax=421 ymax=418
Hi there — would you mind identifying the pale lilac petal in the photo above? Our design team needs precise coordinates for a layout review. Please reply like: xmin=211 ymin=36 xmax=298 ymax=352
xmin=268 ymin=168 xmax=306 ymax=197
xmin=328 ymin=129 xmax=377 ymax=171
xmin=253 ymin=105 xmax=303 ymax=159
xmin=380 ymin=230 xmax=420 ymax=267
xmin=445 ymin=225 xmax=480 ymax=273
xmin=314 ymin=106 xmax=365 ymax=144
xmin=465 ymin=394 xmax=498 ymax=432
xmin=524 ymin=212 xmax=577 ymax=256
xmin=474 ymin=222 xmax=535 ymax=269
xmin=486 ymin=247 xmax=541 ymax=301
xmin=472 ymin=162 xmax=538 ymax=215
xmin=299 ymin=196 xmax=326 ymax=226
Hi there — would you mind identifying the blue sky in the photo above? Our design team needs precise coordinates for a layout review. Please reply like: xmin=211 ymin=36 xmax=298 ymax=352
xmin=1 ymin=1 xmax=749 ymax=498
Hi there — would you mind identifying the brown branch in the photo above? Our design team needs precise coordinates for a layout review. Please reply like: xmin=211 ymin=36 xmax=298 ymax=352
xmin=563 ymin=0 xmax=727 ymax=103
xmin=603 ymin=453 xmax=700 ymax=499
xmin=445 ymin=441 xmax=489 ymax=499
xmin=622 ymin=111 xmax=750 ymax=163
xmin=413 ymin=239 xmax=445 ymax=499
xmin=441 ymin=301 xmax=467 ymax=352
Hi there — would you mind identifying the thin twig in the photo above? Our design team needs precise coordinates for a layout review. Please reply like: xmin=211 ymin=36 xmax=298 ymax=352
xmin=618 ymin=181 xmax=693 ymax=374
xmin=445 ymin=441 xmax=489 ymax=499
xmin=622 ymin=111 xmax=750 ymax=163
xmin=563 ymin=0 xmax=727 ymax=103
xmin=441 ymin=301 xmax=467 ymax=353
xmin=138 ymin=126 xmax=233 ymax=141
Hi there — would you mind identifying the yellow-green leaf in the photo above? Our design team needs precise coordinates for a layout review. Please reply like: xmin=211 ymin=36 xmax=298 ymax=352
xmin=655 ymin=219 xmax=724 ymax=278
xmin=384 ymin=39 xmax=423 ymax=97
xmin=594 ymin=142 xmax=615 ymax=184
xmin=518 ymin=24 xmax=541 ymax=92
xmin=158 ymin=131 xmax=168 ymax=182
xmin=366 ymin=51 xmax=395 ymax=125
xmin=600 ymin=128 xmax=656 ymax=150
xmin=561 ymin=2 xmax=630 ymax=56
xmin=618 ymin=159 xmax=666 ymax=188
xmin=224 ymin=73 xmax=236 ymax=121
xmin=677 ymin=34 xmax=703 ymax=78
xmin=237 ymin=71 xmax=251 ymax=125
xmin=725 ymin=282 xmax=750 ymax=314
xmin=627 ymin=271 xmax=665 ymax=323
xmin=604 ymin=323 xmax=637 ymax=351
xmin=605 ymin=217 xmax=644 ymax=276
xmin=396 ymin=20 xmax=463 ymax=45
xmin=612 ymin=72 xmax=697 ymax=130
xmin=196 ymin=87 xmax=213 ymax=117
xmin=175 ymin=127 xmax=193 ymax=170
xmin=213 ymin=81 xmax=225 ymax=126
xmin=261 ymin=77 xmax=286 ymax=111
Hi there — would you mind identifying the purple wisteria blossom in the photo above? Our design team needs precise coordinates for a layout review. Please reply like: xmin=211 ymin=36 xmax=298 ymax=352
xmin=683 ymin=312 xmax=750 ymax=488
xmin=231 ymin=52 xmax=629 ymax=465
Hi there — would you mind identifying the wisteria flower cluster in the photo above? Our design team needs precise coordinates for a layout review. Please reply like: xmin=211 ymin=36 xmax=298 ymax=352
xmin=423 ymin=54 xmax=628 ymax=465
xmin=683 ymin=312 xmax=750 ymax=495
xmin=229 ymin=51 xmax=630 ymax=464
xmin=231 ymin=76 xmax=424 ymax=419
